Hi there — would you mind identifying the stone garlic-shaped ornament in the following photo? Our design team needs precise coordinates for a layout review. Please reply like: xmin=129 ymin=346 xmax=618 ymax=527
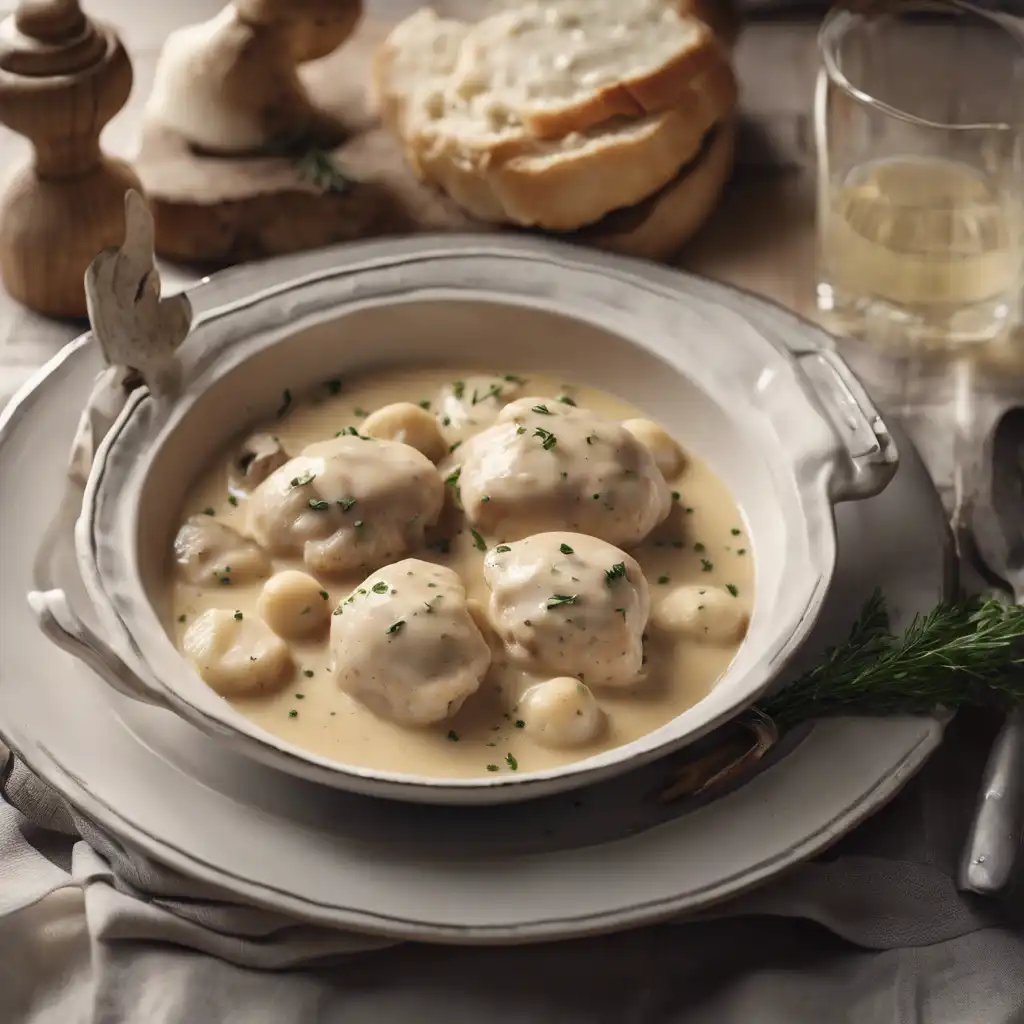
xmin=144 ymin=0 xmax=363 ymax=155
xmin=69 ymin=190 xmax=192 ymax=487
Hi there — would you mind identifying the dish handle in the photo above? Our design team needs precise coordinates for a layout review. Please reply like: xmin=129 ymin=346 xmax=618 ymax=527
xmin=27 ymin=589 xmax=169 ymax=709
xmin=796 ymin=349 xmax=899 ymax=502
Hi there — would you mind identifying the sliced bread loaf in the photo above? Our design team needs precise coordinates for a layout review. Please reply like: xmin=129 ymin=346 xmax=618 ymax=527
xmin=444 ymin=0 xmax=734 ymax=139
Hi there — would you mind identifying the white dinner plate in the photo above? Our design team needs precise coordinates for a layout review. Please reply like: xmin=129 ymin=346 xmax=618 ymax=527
xmin=0 ymin=255 xmax=951 ymax=944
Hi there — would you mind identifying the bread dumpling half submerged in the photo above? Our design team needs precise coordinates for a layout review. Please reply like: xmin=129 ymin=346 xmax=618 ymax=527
xmin=453 ymin=397 xmax=671 ymax=548
xmin=483 ymin=532 xmax=650 ymax=688
xmin=330 ymin=559 xmax=491 ymax=726
xmin=246 ymin=435 xmax=444 ymax=576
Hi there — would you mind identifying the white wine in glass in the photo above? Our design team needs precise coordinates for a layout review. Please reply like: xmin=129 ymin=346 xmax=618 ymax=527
xmin=815 ymin=1 xmax=1024 ymax=349
xmin=820 ymin=155 xmax=1023 ymax=345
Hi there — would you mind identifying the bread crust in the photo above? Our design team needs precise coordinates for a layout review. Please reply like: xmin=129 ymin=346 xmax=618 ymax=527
xmin=417 ymin=105 xmax=726 ymax=230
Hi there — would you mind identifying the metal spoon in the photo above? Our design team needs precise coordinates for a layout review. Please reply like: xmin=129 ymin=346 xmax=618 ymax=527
xmin=959 ymin=406 xmax=1024 ymax=894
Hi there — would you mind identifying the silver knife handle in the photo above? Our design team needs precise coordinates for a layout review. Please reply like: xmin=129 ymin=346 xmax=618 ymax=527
xmin=959 ymin=706 xmax=1024 ymax=893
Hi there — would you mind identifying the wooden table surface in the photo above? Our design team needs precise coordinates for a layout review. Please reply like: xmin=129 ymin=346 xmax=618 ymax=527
xmin=0 ymin=0 xmax=1020 ymax=539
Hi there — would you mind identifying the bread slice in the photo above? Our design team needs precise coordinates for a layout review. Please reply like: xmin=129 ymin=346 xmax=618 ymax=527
xmin=369 ymin=8 xmax=467 ymax=141
xmin=372 ymin=3 xmax=736 ymax=230
xmin=444 ymin=0 xmax=735 ymax=139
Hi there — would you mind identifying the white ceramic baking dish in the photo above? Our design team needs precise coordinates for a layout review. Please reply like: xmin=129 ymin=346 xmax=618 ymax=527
xmin=28 ymin=236 xmax=897 ymax=805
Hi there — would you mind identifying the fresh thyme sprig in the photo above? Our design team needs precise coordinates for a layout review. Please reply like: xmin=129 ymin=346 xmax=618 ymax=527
xmin=760 ymin=591 xmax=1024 ymax=729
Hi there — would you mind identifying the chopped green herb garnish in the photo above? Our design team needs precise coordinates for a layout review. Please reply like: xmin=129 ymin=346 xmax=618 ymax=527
xmin=288 ymin=710 xmax=298 ymax=718
xmin=308 ymin=498 xmax=329 ymax=510
xmin=532 ymin=404 xmax=552 ymax=415
xmin=559 ymin=543 xmax=575 ymax=555
xmin=726 ymin=583 xmax=739 ymax=597
xmin=291 ymin=470 xmax=316 ymax=487
xmin=546 ymin=594 xmax=579 ymax=609
xmin=452 ymin=381 xmax=465 ymax=400
xmin=449 ymin=441 xmax=462 ymax=454
xmin=694 ymin=542 xmax=706 ymax=553
xmin=333 ymin=606 xmax=344 ymax=616
xmin=534 ymin=427 xmax=557 ymax=450
xmin=177 ymin=614 xmax=186 ymax=623
xmin=505 ymin=752 xmax=519 ymax=771
xmin=473 ymin=384 xmax=503 ymax=405
xmin=737 ymin=548 xmax=747 ymax=555
xmin=486 ymin=764 xmax=499 ymax=772
xmin=471 ymin=529 xmax=487 ymax=551
xmin=671 ymin=491 xmax=681 ymax=502
xmin=228 ymin=495 xmax=238 ymax=507
xmin=503 ymin=374 xmax=526 ymax=385
xmin=233 ymin=610 xmax=243 ymax=620
xmin=319 ymin=590 xmax=329 ymax=601
xmin=605 ymin=562 xmax=627 ymax=584
xmin=557 ymin=395 xmax=577 ymax=406
xmin=658 ymin=575 xmax=670 ymax=585
xmin=685 ymin=506 xmax=695 ymax=515
xmin=203 ymin=507 xmax=216 ymax=516
xmin=335 ymin=497 xmax=356 ymax=512
xmin=442 ymin=415 xmax=451 ymax=427
xmin=495 ymin=544 xmax=511 ymax=553
xmin=701 ymin=559 xmax=714 ymax=572
xmin=731 ymin=528 xmax=742 ymax=536
xmin=325 ymin=379 xmax=342 ymax=395
xmin=515 ymin=424 xmax=527 ymax=436
xmin=615 ymin=607 xmax=626 ymax=619
xmin=418 ymin=399 xmax=431 ymax=410
xmin=515 ymin=719 xmax=525 ymax=729
xmin=372 ymin=581 xmax=389 ymax=594
xmin=445 ymin=468 xmax=461 ymax=487
xmin=386 ymin=620 xmax=405 ymax=635
xmin=447 ymin=730 xmax=460 ymax=742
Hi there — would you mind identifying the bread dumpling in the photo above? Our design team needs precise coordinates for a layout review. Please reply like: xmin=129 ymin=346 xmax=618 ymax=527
xmin=483 ymin=532 xmax=649 ymax=687
xmin=330 ymin=559 xmax=491 ymax=725
xmin=434 ymin=374 xmax=524 ymax=445
xmin=173 ymin=515 xmax=271 ymax=586
xmin=246 ymin=435 xmax=444 ymax=576
xmin=457 ymin=397 xmax=671 ymax=547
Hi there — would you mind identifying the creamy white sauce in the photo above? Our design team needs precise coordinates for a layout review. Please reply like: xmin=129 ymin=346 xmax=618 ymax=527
xmin=168 ymin=368 xmax=754 ymax=779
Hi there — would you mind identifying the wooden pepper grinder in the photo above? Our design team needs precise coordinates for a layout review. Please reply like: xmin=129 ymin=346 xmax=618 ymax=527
xmin=0 ymin=0 xmax=142 ymax=319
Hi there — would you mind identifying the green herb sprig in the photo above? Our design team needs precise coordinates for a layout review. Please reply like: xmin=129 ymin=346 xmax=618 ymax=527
xmin=761 ymin=591 xmax=1024 ymax=728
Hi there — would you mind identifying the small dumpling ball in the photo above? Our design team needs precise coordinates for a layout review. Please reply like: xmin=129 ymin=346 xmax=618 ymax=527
xmin=331 ymin=559 xmax=491 ymax=726
xmin=483 ymin=532 xmax=650 ymax=687
xmin=622 ymin=419 xmax=686 ymax=480
xmin=652 ymin=584 xmax=749 ymax=644
xmin=173 ymin=515 xmax=271 ymax=586
xmin=183 ymin=609 xmax=292 ymax=696
xmin=361 ymin=402 xmax=447 ymax=464
xmin=521 ymin=677 xmax=604 ymax=749
xmin=257 ymin=570 xmax=331 ymax=639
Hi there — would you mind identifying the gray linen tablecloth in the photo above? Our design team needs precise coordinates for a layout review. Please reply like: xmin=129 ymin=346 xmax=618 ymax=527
xmin=3 ymin=713 xmax=1024 ymax=1024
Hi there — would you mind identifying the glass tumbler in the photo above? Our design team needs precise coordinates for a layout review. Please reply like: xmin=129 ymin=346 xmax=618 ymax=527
xmin=814 ymin=0 xmax=1024 ymax=349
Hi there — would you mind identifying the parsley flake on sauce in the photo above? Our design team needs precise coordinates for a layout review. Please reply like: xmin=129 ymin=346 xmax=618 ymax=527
xmin=559 ymin=543 xmax=575 ymax=555
xmin=546 ymin=594 xmax=579 ymax=609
